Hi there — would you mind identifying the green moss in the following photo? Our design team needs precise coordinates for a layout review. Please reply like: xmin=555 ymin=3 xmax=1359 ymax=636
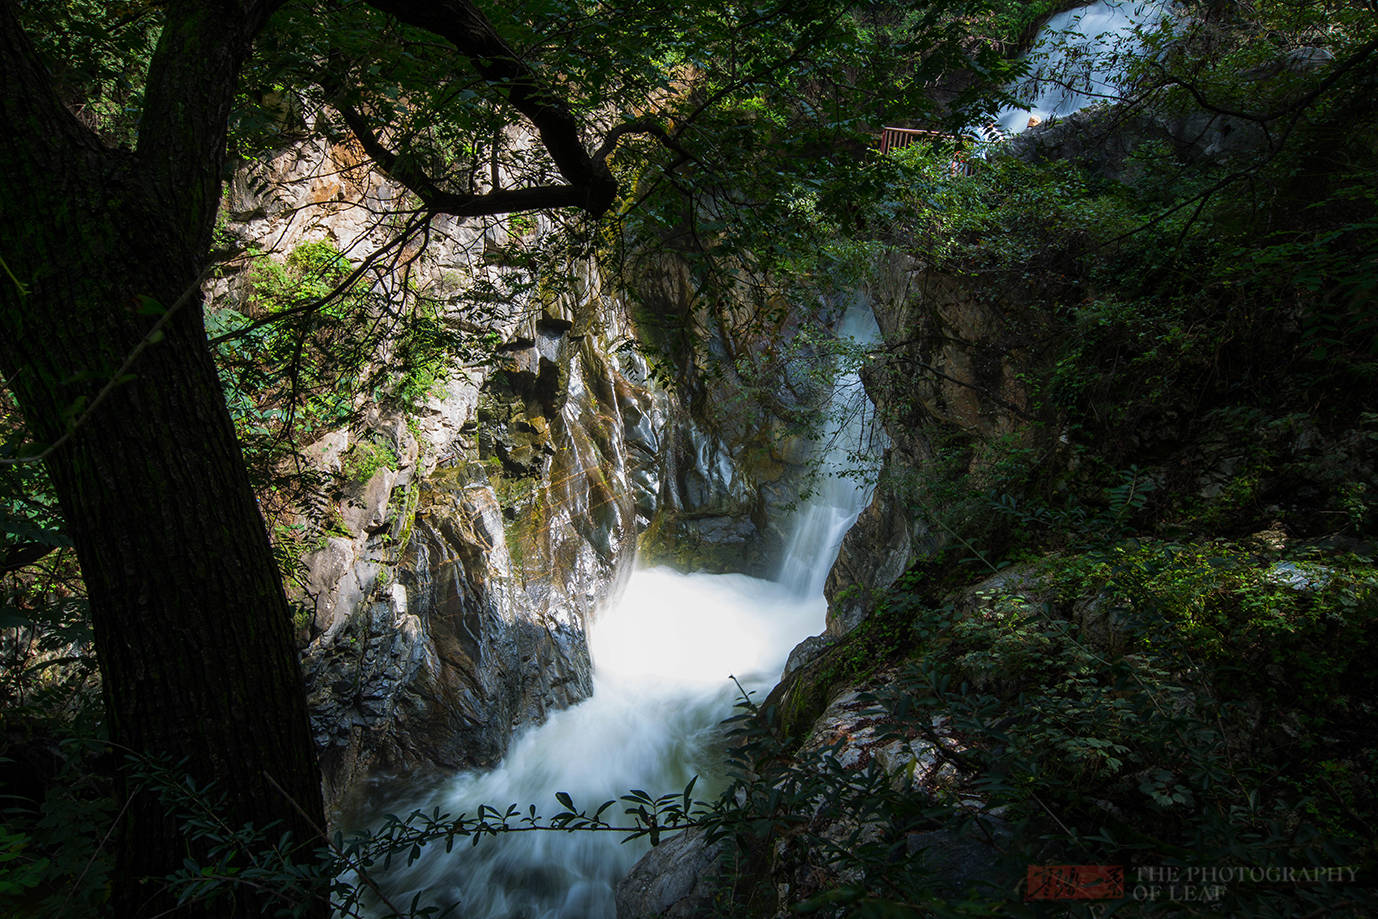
xmin=340 ymin=437 xmax=397 ymax=488
xmin=386 ymin=477 xmax=422 ymax=560
xmin=635 ymin=514 xmax=754 ymax=574
xmin=773 ymin=574 xmax=936 ymax=741
xmin=291 ymin=602 xmax=313 ymax=633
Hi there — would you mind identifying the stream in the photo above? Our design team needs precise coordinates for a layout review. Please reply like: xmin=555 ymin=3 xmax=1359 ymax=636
xmin=363 ymin=305 xmax=884 ymax=918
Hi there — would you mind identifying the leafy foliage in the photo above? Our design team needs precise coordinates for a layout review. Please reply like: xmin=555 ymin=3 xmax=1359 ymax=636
xmin=7 ymin=0 xmax=1378 ymax=915
xmin=11 ymin=0 xmax=162 ymax=144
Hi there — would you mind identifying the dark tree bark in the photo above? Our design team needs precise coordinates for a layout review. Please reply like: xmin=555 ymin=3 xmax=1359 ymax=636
xmin=1 ymin=3 xmax=324 ymax=917
xmin=1 ymin=0 xmax=647 ymax=915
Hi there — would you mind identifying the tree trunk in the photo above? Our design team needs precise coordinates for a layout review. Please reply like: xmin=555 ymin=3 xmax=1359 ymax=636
xmin=0 ymin=176 xmax=330 ymax=919
xmin=3 ymin=0 xmax=627 ymax=909
xmin=2 ymin=4 xmax=327 ymax=917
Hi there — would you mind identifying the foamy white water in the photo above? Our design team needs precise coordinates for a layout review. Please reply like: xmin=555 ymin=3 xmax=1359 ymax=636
xmin=368 ymin=571 xmax=824 ymax=918
xmin=776 ymin=304 xmax=886 ymax=598
xmin=364 ymin=305 xmax=882 ymax=919
xmin=993 ymin=0 xmax=1167 ymax=136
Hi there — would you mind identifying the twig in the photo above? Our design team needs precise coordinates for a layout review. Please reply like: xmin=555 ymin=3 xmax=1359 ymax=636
xmin=1 ymin=253 xmax=29 ymax=297
xmin=57 ymin=789 xmax=136 ymax=916
xmin=208 ymin=210 xmax=431 ymax=345
xmin=263 ymin=770 xmax=406 ymax=917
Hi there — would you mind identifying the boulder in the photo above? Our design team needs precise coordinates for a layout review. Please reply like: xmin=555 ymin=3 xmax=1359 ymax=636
xmin=616 ymin=829 xmax=724 ymax=919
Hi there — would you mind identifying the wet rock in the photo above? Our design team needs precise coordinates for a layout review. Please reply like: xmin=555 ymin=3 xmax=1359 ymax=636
xmin=615 ymin=828 xmax=723 ymax=919
xmin=683 ymin=515 xmax=757 ymax=547
xmin=299 ymin=304 xmax=658 ymax=805
xmin=782 ymin=633 xmax=837 ymax=679
xmin=303 ymin=583 xmax=440 ymax=803
xmin=825 ymin=477 xmax=931 ymax=635
xmin=677 ymin=424 xmax=751 ymax=513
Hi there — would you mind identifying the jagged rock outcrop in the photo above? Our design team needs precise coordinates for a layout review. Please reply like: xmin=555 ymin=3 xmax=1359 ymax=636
xmin=212 ymin=132 xmax=826 ymax=808
xmin=297 ymin=287 xmax=669 ymax=804
xmin=1000 ymin=41 xmax=1338 ymax=184
xmin=615 ymin=661 xmax=1013 ymax=919
xmin=1002 ymin=101 xmax=1274 ymax=182
xmin=816 ymin=255 xmax=1032 ymax=639
xmin=614 ymin=251 xmax=1039 ymax=914
xmin=625 ymin=255 xmax=870 ymax=578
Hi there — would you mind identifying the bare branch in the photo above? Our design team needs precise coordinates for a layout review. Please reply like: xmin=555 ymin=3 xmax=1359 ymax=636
xmin=0 ymin=541 xmax=56 ymax=576
xmin=208 ymin=209 xmax=432 ymax=345
xmin=332 ymin=99 xmax=596 ymax=216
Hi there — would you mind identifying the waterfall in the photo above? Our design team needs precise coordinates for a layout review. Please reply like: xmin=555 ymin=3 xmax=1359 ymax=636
xmin=775 ymin=303 xmax=887 ymax=597
xmin=993 ymin=0 xmax=1167 ymax=136
xmin=363 ymin=305 xmax=884 ymax=919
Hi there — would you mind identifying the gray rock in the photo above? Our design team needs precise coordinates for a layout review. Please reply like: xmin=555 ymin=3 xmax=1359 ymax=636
xmin=1266 ymin=560 xmax=1332 ymax=591
xmin=782 ymin=633 xmax=837 ymax=679
xmin=824 ymin=477 xmax=928 ymax=636
xmin=300 ymin=307 xmax=667 ymax=806
xmin=904 ymin=815 xmax=1013 ymax=898
xmin=302 ymin=537 xmax=371 ymax=633
xmin=682 ymin=515 xmax=757 ymax=546
xmin=1242 ymin=46 xmax=1334 ymax=80
xmin=616 ymin=828 xmax=724 ymax=919
xmin=340 ymin=466 xmax=396 ymax=535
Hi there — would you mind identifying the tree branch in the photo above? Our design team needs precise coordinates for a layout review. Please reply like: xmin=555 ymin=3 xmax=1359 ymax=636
xmin=592 ymin=117 xmax=701 ymax=168
xmin=1 ymin=541 xmax=56 ymax=576
xmin=1150 ymin=34 xmax=1378 ymax=128
xmin=0 ymin=0 xmax=104 ymax=159
xmin=332 ymin=99 xmax=595 ymax=216
xmin=135 ymin=1 xmax=288 ymax=238
xmin=362 ymin=0 xmax=617 ymax=214
xmin=209 ymin=210 xmax=431 ymax=345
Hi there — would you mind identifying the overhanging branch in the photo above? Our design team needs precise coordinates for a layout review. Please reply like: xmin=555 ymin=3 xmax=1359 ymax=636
xmin=1 ymin=541 xmax=56 ymax=576
xmin=362 ymin=0 xmax=617 ymax=214
xmin=330 ymin=2 xmax=716 ymax=222
xmin=333 ymin=99 xmax=596 ymax=216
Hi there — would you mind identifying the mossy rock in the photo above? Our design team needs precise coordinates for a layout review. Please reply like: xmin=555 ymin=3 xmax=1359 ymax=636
xmin=340 ymin=437 xmax=397 ymax=489
xmin=637 ymin=513 xmax=763 ymax=575
xmin=764 ymin=642 xmax=853 ymax=743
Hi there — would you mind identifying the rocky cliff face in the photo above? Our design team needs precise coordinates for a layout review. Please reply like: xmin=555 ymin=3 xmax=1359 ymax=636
xmin=211 ymin=133 xmax=820 ymax=809
xmin=818 ymin=254 xmax=1036 ymax=640
xmin=624 ymin=255 xmax=837 ymax=579
xmin=299 ymin=306 xmax=660 ymax=806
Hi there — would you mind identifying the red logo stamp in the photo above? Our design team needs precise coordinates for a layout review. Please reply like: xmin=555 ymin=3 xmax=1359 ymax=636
xmin=1026 ymin=865 xmax=1125 ymax=900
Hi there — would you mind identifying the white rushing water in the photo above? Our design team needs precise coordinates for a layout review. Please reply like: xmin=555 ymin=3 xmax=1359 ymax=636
xmin=776 ymin=305 xmax=887 ymax=598
xmin=993 ymin=0 xmax=1167 ymax=136
xmin=367 ymin=305 xmax=884 ymax=918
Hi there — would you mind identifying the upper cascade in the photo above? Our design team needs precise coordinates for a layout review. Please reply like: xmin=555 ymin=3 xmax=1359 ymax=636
xmin=991 ymin=0 xmax=1168 ymax=137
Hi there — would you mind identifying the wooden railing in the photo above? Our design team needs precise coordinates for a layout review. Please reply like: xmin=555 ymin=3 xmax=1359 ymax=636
xmin=878 ymin=126 xmax=981 ymax=176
